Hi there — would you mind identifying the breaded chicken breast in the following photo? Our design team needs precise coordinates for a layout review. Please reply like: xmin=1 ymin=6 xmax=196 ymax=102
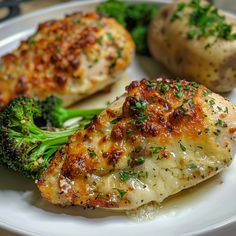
xmin=0 ymin=12 xmax=135 ymax=110
xmin=37 ymin=78 xmax=236 ymax=210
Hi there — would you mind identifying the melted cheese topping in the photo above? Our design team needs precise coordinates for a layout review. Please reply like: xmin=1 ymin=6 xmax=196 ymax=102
xmin=38 ymin=78 xmax=236 ymax=210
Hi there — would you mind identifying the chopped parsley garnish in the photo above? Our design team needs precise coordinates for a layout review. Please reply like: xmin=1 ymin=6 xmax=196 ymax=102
xmin=150 ymin=146 xmax=164 ymax=154
xmin=213 ymin=129 xmax=221 ymax=136
xmin=76 ymin=19 xmax=81 ymax=24
xmin=209 ymin=99 xmax=215 ymax=106
xmin=171 ymin=0 xmax=236 ymax=47
xmin=179 ymin=106 xmax=186 ymax=113
xmin=215 ymin=119 xmax=227 ymax=127
xmin=184 ymin=85 xmax=190 ymax=91
xmin=180 ymin=142 xmax=186 ymax=151
xmin=137 ymin=114 xmax=149 ymax=123
xmin=175 ymin=83 xmax=182 ymax=91
xmin=171 ymin=2 xmax=186 ymax=21
xmin=116 ymin=188 xmax=127 ymax=198
xmin=224 ymin=107 xmax=229 ymax=114
xmin=190 ymin=81 xmax=199 ymax=88
xmin=106 ymin=32 xmax=115 ymax=42
xmin=135 ymin=157 xmax=145 ymax=165
xmin=160 ymin=84 xmax=170 ymax=94
xmin=174 ymin=91 xmax=183 ymax=98
xmin=119 ymin=171 xmax=137 ymax=182
xmin=187 ymin=163 xmax=197 ymax=169
xmin=189 ymin=101 xmax=195 ymax=108
xmin=110 ymin=117 xmax=122 ymax=124
xmin=205 ymin=128 xmax=210 ymax=133
xmin=146 ymin=81 xmax=154 ymax=87
xmin=97 ymin=36 xmax=103 ymax=46
xmin=131 ymin=100 xmax=147 ymax=111
xmin=183 ymin=99 xmax=190 ymax=104
xmin=202 ymin=89 xmax=211 ymax=96
xmin=29 ymin=39 xmax=36 ymax=45
xmin=88 ymin=148 xmax=97 ymax=158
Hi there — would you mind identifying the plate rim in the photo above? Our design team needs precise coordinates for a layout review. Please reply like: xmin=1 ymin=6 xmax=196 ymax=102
xmin=0 ymin=0 xmax=235 ymax=235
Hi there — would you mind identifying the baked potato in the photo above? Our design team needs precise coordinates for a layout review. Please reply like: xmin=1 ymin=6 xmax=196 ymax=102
xmin=148 ymin=0 xmax=236 ymax=93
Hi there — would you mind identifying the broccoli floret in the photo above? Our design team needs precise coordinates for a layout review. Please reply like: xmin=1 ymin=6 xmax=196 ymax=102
xmin=38 ymin=96 xmax=103 ymax=128
xmin=97 ymin=0 xmax=158 ymax=55
xmin=0 ymin=97 xmax=97 ymax=179
xmin=131 ymin=26 xmax=149 ymax=55
xmin=96 ymin=0 xmax=127 ymax=27
xmin=125 ymin=4 xmax=158 ymax=29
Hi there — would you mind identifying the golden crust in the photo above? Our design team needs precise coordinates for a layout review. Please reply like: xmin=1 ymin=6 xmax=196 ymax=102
xmin=38 ymin=78 xmax=236 ymax=209
xmin=0 ymin=12 xmax=135 ymax=109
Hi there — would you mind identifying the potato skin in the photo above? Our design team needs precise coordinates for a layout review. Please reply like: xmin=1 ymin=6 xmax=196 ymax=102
xmin=148 ymin=0 xmax=236 ymax=93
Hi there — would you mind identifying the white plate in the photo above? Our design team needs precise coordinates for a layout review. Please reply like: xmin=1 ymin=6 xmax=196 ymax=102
xmin=0 ymin=1 xmax=236 ymax=236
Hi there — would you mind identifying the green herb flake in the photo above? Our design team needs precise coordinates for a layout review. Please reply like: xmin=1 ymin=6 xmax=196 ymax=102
xmin=116 ymin=188 xmax=127 ymax=198
xmin=119 ymin=171 xmax=137 ymax=182
xmin=183 ymin=99 xmax=190 ymax=104
xmin=150 ymin=146 xmax=163 ymax=154
xmin=205 ymin=128 xmax=210 ymax=133
xmin=215 ymin=119 xmax=227 ymax=127
xmin=96 ymin=36 xmax=103 ymax=46
xmin=224 ymin=107 xmax=229 ymax=114
xmin=184 ymin=85 xmax=190 ymax=91
xmin=179 ymin=106 xmax=186 ymax=113
xmin=131 ymin=100 xmax=147 ymax=111
xmin=213 ymin=129 xmax=221 ymax=136
xmin=106 ymin=32 xmax=115 ymax=42
xmin=187 ymin=163 xmax=197 ymax=169
xmin=174 ymin=91 xmax=183 ymax=98
xmin=135 ymin=157 xmax=145 ymax=165
xmin=160 ymin=84 xmax=170 ymax=94
xmin=76 ymin=19 xmax=81 ymax=24
xmin=189 ymin=101 xmax=195 ymax=108
xmin=146 ymin=81 xmax=154 ymax=87
xmin=175 ymin=83 xmax=182 ymax=91
xmin=202 ymin=89 xmax=211 ymax=96
xmin=88 ymin=148 xmax=97 ymax=158
xmin=172 ymin=0 xmax=236 ymax=46
xmin=29 ymin=39 xmax=36 ymax=45
xmin=137 ymin=114 xmax=149 ymax=123
xmin=171 ymin=3 xmax=186 ymax=21
xmin=180 ymin=142 xmax=186 ymax=151
xmin=110 ymin=117 xmax=121 ymax=124
xmin=209 ymin=99 xmax=215 ymax=106
xmin=190 ymin=81 xmax=199 ymax=88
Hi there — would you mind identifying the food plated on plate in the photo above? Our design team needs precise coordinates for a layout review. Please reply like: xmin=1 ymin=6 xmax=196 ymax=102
xmin=1 ymin=78 xmax=236 ymax=210
xmin=148 ymin=0 xmax=236 ymax=92
xmin=37 ymin=78 xmax=236 ymax=209
xmin=0 ymin=0 xmax=236 ymax=216
xmin=0 ymin=11 xmax=134 ymax=110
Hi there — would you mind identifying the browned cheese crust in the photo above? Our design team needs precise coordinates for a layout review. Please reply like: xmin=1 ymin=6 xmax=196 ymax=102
xmin=0 ymin=12 xmax=135 ymax=110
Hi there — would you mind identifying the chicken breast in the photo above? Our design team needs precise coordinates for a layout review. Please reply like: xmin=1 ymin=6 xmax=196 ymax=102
xmin=0 ymin=12 xmax=134 ymax=110
xmin=37 ymin=78 xmax=236 ymax=210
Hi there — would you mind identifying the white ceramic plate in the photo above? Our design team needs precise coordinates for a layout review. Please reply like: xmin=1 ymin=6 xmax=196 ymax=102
xmin=0 ymin=1 xmax=236 ymax=236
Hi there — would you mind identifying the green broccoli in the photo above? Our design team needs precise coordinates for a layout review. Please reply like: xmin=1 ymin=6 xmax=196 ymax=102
xmin=0 ymin=97 xmax=101 ymax=179
xmin=131 ymin=26 xmax=148 ymax=55
xmin=38 ymin=96 xmax=103 ymax=128
xmin=97 ymin=0 xmax=159 ymax=55
xmin=96 ymin=0 xmax=127 ymax=27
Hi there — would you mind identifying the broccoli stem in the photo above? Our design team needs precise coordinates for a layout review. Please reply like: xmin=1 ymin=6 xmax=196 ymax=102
xmin=56 ymin=107 xmax=103 ymax=124
xmin=0 ymin=96 xmax=99 ymax=179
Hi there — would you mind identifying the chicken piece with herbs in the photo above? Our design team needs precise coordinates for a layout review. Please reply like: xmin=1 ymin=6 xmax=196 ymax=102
xmin=0 ymin=12 xmax=135 ymax=110
xmin=38 ymin=78 xmax=236 ymax=210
